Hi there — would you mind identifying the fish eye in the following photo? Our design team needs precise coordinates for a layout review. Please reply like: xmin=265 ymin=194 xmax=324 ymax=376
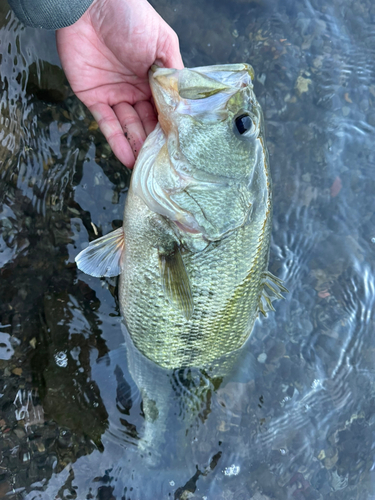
xmin=235 ymin=114 xmax=253 ymax=135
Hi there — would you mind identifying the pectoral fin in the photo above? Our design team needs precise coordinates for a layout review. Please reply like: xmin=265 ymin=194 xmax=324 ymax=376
xmin=159 ymin=247 xmax=194 ymax=320
xmin=75 ymin=227 xmax=125 ymax=278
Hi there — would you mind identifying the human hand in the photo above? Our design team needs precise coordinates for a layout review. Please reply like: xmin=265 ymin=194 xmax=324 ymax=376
xmin=56 ymin=0 xmax=183 ymax=168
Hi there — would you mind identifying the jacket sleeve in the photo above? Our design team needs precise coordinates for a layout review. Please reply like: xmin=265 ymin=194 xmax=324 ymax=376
xmin=7 ymin=0 xmax=95 ymax=30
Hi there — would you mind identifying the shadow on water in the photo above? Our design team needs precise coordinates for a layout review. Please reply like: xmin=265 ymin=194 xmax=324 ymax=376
xmin=1 ymin=0 xmax=375 ymax=498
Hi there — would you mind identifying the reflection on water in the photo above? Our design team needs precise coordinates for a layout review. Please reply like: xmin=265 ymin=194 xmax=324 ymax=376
xmin=1 ymin=0 xmax=375 ymax=498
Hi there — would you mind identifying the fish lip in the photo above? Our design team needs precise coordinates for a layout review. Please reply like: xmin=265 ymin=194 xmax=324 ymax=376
xmin=189 ymin=63 xmax=254 ymax=79
xmin=150 ymin=65 xmax=175 ymax=76
xmin=149 ymin=67 xmax=179 ymax=86
xmin=150 ymin=63 xmax=254 ymax=78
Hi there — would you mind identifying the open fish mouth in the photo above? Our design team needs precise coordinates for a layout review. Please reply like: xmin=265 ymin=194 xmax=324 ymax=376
xmin=150 ymin=63 xmax=254 ymax=97
xmin=149 ymin=63 xmax=255 ymax=122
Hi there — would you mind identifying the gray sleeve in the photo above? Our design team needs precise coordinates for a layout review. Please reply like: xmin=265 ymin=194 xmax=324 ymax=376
xmin=8 ymin=0 xmax=95 ymax=30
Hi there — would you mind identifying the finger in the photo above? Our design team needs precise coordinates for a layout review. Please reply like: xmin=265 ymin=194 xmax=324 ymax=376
xmin=156 ymin=28 xmax=184 ymax=70
xmin=90 ymin=103 xmax=136 ymax=168
xmin=167 ymin=48 xmax=184 ymax=70
xmin=134 ymin=101 xmax=158 ymax=136
xmin=113 ymin=102 xmax=147 ymax=159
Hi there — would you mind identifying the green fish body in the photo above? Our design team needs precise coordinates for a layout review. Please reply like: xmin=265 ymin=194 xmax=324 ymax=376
xmin=76 ymin=64 xmax=286 ymax=371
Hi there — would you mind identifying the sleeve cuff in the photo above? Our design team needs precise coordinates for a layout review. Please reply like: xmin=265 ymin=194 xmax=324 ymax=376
xmin=8 ymin=0 xmax=95 ymax=30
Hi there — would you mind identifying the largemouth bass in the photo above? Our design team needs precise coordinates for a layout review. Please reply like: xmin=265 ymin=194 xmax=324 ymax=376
xmin=76 ymin=63 xmax=286 ymax=370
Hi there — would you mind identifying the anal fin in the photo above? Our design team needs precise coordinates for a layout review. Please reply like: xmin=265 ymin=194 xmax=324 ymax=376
xmin=75 ymin=227 xmax=125 ymax=278
xmin=159 ymin=246 xmax=194 ymax=320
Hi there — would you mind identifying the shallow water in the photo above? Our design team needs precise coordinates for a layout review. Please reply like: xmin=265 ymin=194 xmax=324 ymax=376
xmin=0 ymin=0 xmax=375 ymax=498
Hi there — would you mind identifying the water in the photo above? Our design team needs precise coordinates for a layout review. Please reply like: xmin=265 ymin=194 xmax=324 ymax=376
xmin=0 ymin=0 xmax=375 ymax=498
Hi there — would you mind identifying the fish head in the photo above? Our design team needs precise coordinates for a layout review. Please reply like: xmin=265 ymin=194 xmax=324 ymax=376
xmin=146 ymin=64 xmax=270 ymax=241
xmin=150 ymin=63 xmax=263 ymax=179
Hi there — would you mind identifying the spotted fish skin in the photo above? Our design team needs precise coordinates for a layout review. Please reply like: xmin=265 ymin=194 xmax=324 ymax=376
xmin=120 ymin=189 xmax=271 ymax=370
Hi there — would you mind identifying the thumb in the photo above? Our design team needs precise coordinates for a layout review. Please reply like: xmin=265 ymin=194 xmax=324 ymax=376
xmin=155 ymin=26 xmax=184 ymax=70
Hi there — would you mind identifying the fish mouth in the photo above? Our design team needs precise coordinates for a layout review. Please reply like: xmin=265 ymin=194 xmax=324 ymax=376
xmin=149 ymin=63 xmax=254 ymax=114
xmin=150 ymin=64 xmax=254 ymax=93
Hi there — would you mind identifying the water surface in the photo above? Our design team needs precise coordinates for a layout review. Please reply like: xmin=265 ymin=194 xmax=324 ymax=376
xmin=0 ymin=0 xmax=375 ymax=498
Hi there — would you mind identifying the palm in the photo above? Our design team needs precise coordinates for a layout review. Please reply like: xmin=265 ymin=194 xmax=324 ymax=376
xmin=56 ymin=0 xmax=183 ymax=167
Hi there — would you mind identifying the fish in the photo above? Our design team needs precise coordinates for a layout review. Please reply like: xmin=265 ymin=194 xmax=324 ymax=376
xmin=76 ymin=63 xmax=287 ymax=371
